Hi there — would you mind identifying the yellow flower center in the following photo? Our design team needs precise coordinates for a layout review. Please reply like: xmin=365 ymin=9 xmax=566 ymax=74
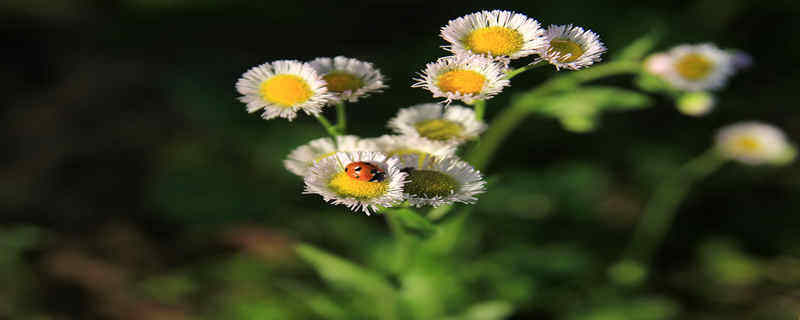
xmin=414 ymin=119 xmax=464 ymax=141
xmin=405 ymin=170 xmax=459 ymax=198
xmin=260 ymin=74 xmax=313 ymax=107
xmin=734 ymin=136 xmax=762 ymax=153
xmin=675 ymin=53 xmax=714 ymax=81
xmin=437 ymin=70 xmax=485 ymax=94
xmin=547 ymin=38 xmax=585 ymax=63
xmin=464 ymin=26 xmax=524 ymax=56
xmin=322 ymin=72 xmax=363 ymax=92
xmin=328 ymin=172 xmax=388 ymax=199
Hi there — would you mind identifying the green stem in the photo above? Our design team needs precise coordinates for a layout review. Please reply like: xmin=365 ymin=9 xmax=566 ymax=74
xmin=465 ymin=61 xmax=641 ymax=171
xmin=473 ymin=100 xmax=486 ymax=121
xmin=504 ymin=61 xmax=547 ymax=80
xmin=314 ymin=114 xmax=340 ymax=138
xmin=622 ymin=149 xmax=727 ymax=265
xmin=384 ymin=210 xmax=411 ymax=273
xmin=427 ymin=204 xmax=453 ymax=221
xmin=465 ymin=105 xmax=529 ymax=171
xmin=335 ymin=102 xmax=347 ymax=134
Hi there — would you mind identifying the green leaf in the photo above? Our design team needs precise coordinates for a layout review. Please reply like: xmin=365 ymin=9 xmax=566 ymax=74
xmin=612 ymin=30 xmax=662 ymax=62
xmin=386 ymin=208 xmax=437 ymax=237
xmin=295 ymin=244 xmax=396 ymax=296
xmin=296 ymin=244 xmax=400 ymax=319
xmin=530 ymin=86 xmax=652 ymax=132
xmin=634 ymin=72 xmax=679 ymax=95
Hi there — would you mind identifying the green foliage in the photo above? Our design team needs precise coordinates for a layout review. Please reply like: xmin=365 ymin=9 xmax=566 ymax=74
xmin=522 ymin=86 xmax=652 ymax=132
xmin=612 ymin=31 xmax=663 ymax=62
xmin=384 ymin=208 xmax=437 ymax=237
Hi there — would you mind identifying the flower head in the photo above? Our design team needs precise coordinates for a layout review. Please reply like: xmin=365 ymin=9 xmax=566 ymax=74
xmin=440 ymin=10 xmax=546 ymax=60
xmin=538 ymin=24 xmax=606 ymax=70
xmin=398 ymin=155 xmax=486 ymax=207
xmin=676 ymin=92 xmax=715 ymax=117
xmin=236 ymin=60 xmax=332 ymax=121
xmin=715 ymin=122 xmax=796 ymax=165
xmin=284 ymin=135 xmax=379 ymax=177
xmin=304 ymin=151 xmax=408 ymax=214
xmin=369 ymin=135 xmax=457 ymax=160
xmin=309 ymin=56 xmax=387 ymax=104
xmin=661 ymin=44 xmax=734 ymax=91
xmin=388 ymin=103 xmax=487 ymax=144
xmin=413 ymin=55 xmax=509 ymax=104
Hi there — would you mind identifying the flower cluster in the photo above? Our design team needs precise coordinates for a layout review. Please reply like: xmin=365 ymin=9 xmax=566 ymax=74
xmin=291 ymin=103 xmax=488 ymax=214
xmin=414 ymin=10 xmax=607 ymax=104
xmin=233 ymin=9 xmax=794 ymax=218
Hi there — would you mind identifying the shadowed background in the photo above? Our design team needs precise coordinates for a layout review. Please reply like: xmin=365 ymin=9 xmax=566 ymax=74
xmin=2 ymin=0 xmax=800 ymax=319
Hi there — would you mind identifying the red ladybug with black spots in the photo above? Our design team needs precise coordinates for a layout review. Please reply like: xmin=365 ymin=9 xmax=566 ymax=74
xmin=345 ymin=162 xmax=386 ymax=182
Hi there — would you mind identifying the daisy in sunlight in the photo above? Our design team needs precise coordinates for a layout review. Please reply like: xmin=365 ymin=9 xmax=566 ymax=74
xmin=440 ymin=10 xmax=546 ymax=60
xmin=413 ymin=55 xmax=509 ymax=104
xmin=304 ymin=152 xmax=408 ymax=215
xmin=236 ymin=60 xmax=332 ymax=121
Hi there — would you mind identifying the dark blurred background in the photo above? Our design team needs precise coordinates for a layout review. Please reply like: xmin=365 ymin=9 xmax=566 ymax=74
xmin=2 ymin=0 xmax=800 ymax=319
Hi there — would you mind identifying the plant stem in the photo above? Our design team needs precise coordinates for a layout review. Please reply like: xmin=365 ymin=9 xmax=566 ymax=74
xmin=383 ymin=210 xmax=411 ymax=273
xmin=465 ymin=61 xmax=641 ymax=171
xmin=473 ymin=100 xmax=486 ymax=121
xmin=622 ymin=149 xmax=727 ymax=266
xmin=336 ymin=102 xmax=347 ymax=134
xmin=315 ymin=114 xmax=340 ymax=138
xmin=504 ymin=61 xmax=547 ymax=80
xmin=465 ymin=105 xmax=529 ymax=171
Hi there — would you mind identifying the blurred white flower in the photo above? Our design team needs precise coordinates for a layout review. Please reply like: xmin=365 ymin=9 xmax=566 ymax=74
xmin=715 ymin=122 xmax=796 ymax=165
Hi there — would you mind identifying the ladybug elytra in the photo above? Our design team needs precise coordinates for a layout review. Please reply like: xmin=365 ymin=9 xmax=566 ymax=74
xmin=344 ymin=161 xmax=386 ymax=182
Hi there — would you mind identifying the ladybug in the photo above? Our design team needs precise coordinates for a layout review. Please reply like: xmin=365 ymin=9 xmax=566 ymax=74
xmin=344 ymin=161 xmax=386 ymax=182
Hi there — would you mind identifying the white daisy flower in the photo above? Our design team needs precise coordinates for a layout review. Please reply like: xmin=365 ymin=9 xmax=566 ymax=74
xmin=387 ymin=103 xmax=487 ymax=144
xmin=303 ymin=151 xmax=408 ymax=215
xmin=715 ymin=122 xmax=796 ymax=165
xmin=440 ymin=10 xmax=546 ymax=60
xmin=676 ymin=91 xmax=715 ymax=117
xmin=284 ymin=135 xmax=379 ymax=177
xmin=538 ymin=24 xmax=606 ymax=70
xmin=412 ymin=55 xmax=509 ymax=104
xmin=369 ymin=135 xmax=457 ymax=160
xmin=308 ymin=56 xmax=387 ymax=104
xmin=236 ymin=60 xmax=332 ymax=121
xmin=398 ymin=155 xmax=486 ymax=207
xmin=661 ymin=43 xmax=734 ymax=91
